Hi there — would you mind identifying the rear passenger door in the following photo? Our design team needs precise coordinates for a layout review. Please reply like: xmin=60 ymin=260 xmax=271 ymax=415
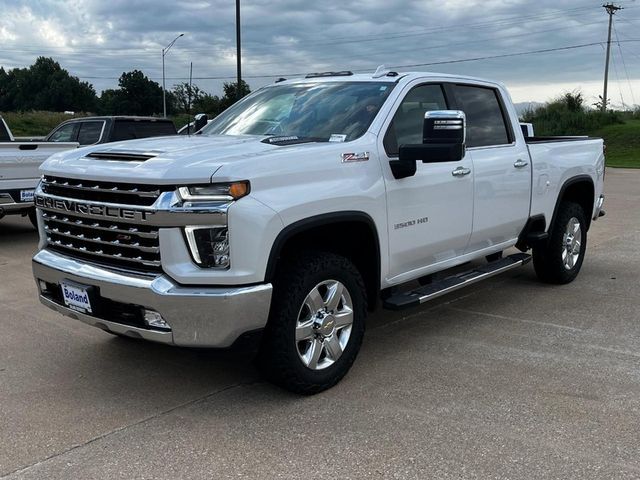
xmin=448 ymin=84 xmax=531 ymax=252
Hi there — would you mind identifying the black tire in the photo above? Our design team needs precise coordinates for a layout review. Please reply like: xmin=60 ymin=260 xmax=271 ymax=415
xmin=533 ymin=201 xmax=587 ymax=284
xmin=28 ymin=208 xmax=38 ymax=229
xmin=258 ymin=251 xmax=367 ymax=395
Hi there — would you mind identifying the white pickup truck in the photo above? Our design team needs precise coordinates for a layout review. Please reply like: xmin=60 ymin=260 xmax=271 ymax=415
xmin=31 ymin=69 xmax=605 ymax=394
xmin=0 ymin=117 xmax=78 ymax=226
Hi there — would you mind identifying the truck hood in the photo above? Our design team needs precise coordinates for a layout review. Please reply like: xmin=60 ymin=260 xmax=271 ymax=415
xmin=40 ymin=134 xmax=330 ymax=184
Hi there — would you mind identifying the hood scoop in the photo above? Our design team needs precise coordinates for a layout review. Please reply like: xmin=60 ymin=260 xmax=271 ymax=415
xmin=86 ymin=151 xmax=160 ymax=162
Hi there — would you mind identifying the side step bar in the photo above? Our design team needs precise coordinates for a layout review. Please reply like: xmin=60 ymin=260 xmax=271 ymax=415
xmin=383 ymin=253 xmax=532 ymax=311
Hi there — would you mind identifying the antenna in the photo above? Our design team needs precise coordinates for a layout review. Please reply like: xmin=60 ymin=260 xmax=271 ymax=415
xmin=372 ymin=65 xmax=389 ymax=78
xmin=187 ymin=62 xmax=193 ymax=136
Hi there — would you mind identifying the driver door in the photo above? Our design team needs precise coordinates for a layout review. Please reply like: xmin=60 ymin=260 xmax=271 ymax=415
xmin=380 ymin=82 xmax=474 ymax=283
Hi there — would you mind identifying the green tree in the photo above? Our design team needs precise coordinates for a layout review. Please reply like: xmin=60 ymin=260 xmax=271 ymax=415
xmin=0 ymin=57 xmax=97 ymax=112
xmin=193 ymin=93 xmax=222 ymax=115
xmin=172 ymin=82 xmax=204 ymax=113
xmin=106 ymin=70 xmax=164 ymax=115
xmin=220 ymin=80 xmax=251 ymax=111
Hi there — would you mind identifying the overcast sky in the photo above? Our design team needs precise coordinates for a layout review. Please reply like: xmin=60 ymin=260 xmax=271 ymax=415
xmin=1 ymin=0 xmax=640 ymax=106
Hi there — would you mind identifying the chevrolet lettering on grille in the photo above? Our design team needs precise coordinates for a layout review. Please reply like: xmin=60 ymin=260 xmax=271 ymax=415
xmin=35 ymin=195 xmax=152 ymax=222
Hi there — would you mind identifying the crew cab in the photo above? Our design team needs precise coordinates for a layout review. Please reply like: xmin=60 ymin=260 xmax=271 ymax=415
xmin=31 ymin=69 xmax=605 ymax=394
xmin=0 ymin=116 xmax=78 ymax=226
xmin=45 ymin=116 xmax=177 ymax=146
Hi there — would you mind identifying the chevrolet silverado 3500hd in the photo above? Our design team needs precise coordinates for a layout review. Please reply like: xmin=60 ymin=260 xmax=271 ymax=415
xmin=32 ymin=69 xmax=605 ymax=394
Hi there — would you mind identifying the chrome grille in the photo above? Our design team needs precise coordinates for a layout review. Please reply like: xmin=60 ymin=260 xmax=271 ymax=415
xmin=41 ymin=176 xmax=172 ymax=206
xmin=42 ymin=211 xmax=161 ymax=272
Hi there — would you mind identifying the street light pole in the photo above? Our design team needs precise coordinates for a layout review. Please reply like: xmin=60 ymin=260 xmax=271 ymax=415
xmin=162 ymin=33 xmax=184 ymax=118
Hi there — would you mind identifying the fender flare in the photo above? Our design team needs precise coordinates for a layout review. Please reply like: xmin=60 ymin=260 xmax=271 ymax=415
xmin=548 ymin=174 xmax=595 ymax=233
xmin=264 ymin=211 xmax=381 ymax=288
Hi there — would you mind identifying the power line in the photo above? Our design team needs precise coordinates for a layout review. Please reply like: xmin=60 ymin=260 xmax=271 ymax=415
xmin=613 ymin=22 xmax=636 ymax=106
xmin=75 ymin=41 xmax=609 ymax=81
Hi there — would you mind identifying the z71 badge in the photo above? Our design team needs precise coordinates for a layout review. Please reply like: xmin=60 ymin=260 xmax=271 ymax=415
xmin=341 ymin=152 xmax=369 ymax=163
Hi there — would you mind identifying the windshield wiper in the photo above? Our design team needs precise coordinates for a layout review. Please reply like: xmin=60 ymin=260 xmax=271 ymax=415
xmin=261 ymin=136 xmax=327 ymax=146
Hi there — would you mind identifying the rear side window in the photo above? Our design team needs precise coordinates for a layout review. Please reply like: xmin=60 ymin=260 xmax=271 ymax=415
xmin=48 ymin=123 xmax=77 ymax=142
xmin=112 ymin=120 xmax=177 ymax=142
xmin=77 ymin=121 xmax=104 ymax=145
xmin=452 ymin=85 xmax=511 ymax=147
xmin=384 ymin=84 xmax=448 ymax=156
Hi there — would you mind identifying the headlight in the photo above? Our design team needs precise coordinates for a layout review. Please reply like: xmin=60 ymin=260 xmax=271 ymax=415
xmin=184 ymin=226 xmax=230 ymax=268
xmin=177 ymin=181 xmax=250 ymax=202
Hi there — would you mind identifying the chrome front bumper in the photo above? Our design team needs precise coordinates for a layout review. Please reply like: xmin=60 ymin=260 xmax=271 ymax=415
xmin=0 ymin=192 xmax=32 ymax=214
xmin=32 ymin=249 xmax=273 ymax=348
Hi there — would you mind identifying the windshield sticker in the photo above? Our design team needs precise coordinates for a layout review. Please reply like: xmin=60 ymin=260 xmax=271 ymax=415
xmin=341 ymin=152 xmax=369 ymax=163
xmin=380 ymin=86 xmax=388 ymax=91
xmin=329 ymin=134 xmax=347 ymax=143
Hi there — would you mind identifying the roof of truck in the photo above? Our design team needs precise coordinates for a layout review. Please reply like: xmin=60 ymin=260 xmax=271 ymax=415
xmin=271 ymin=70 xmax=505 ymax=89
xmin=58 ymin=116 xmax=174 ymax=122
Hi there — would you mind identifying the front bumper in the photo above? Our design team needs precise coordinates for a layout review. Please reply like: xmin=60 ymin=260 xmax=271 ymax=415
xmin=32 ymin=249 xmax=273 ymax=348
xmin=0 ymin=191 xmax=33 ymax=215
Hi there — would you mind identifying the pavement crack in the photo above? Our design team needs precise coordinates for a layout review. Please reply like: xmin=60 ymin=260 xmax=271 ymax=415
xmin=0 ymin=381 xmax=255 ymax=479
xmin=447 ymin=306 xmax=585 ymax=332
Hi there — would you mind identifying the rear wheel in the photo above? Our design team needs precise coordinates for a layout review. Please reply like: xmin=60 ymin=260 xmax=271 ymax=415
xmin=258 ymin=251 xmax=366 ymax=395
xmin=533 ymin=201 xmax=587 ymax=284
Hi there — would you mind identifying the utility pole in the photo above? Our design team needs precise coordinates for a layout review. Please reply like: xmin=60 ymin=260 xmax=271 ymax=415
xmin=236 ymin=0 xmax=242 ymax=100
xmin=602 ymin=3 xmax=622 ymax=112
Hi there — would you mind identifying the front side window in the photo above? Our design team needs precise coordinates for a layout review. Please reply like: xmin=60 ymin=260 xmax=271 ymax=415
xmin=452 ymin=85 xmax=511 ymax=148
xmin=48 ymin=123 xmax=76 ymax=142
xmin=383 ymin=84 xmax=448 ymax=156
xmin=201 ymin=81 xmax=395 ymax=142
xmin=77 ymin=121 xmax=104 ymax=145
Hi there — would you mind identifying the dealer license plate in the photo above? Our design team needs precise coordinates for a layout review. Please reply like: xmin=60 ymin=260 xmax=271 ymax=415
xmin=61 ymin=282 xmax=93 ymax=314
xmin=20 ymin=189 xmax=35 ymax=202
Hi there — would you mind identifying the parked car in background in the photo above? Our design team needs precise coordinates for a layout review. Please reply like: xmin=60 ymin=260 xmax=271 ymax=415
xmin=45 ymin=116 xmax=177 ymax=146
xmin=177 ymin=114 xmax=211 ymax=135
xmin=0 ymin=116 xmax=78 ymax=227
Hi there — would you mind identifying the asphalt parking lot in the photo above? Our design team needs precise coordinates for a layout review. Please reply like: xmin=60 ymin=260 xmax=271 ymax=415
xmin=1 ymin=168 xmax=639 ymax=479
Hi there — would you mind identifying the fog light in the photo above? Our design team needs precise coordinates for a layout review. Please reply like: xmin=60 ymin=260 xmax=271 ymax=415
xmin=143 ymin=309 xmax=171 ymax=330
xmin=184 ymin=226 xmax=230 ymax=268
xmin=38 ymin=280 xmax=48 ymax=293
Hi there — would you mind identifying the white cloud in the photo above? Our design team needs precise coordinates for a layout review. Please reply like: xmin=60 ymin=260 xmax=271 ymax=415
xmin=0 ymin=0 xmax=637 ymax=104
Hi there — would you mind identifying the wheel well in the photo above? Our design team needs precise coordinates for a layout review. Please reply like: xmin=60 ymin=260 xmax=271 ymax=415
xmin=556 ymin=178 xmax=595 ymax=231
xmin=266 ymin=214 xmax=380 ymax=311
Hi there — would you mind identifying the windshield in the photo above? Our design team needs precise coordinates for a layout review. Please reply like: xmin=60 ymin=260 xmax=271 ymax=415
xmin=201 ymin=81 xmax=395 ymax=142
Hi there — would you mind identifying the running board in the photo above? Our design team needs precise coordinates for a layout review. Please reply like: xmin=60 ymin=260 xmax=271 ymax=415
xmin=383 ymin=253 xmax=532 ymax=311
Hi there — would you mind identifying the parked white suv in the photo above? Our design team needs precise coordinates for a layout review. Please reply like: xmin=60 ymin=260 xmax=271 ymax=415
xmin=32 ymin=69 xmax=605 ymax=394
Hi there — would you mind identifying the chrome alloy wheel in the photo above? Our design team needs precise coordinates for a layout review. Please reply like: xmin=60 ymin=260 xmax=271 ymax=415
xmin=562 ymin=217 xmax=582 ymax=270
xmin=295 ymin=280 xmax=354 ymax=370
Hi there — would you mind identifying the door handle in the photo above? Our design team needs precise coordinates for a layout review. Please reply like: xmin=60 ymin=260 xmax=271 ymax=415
xmin=514 ymin=159 xmax=529 ymax=168
xmin=452 ymin=167 xmax=471 ymax=177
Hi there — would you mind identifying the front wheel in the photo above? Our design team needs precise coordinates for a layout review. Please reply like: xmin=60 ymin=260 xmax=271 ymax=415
xmin=258 ymin=251 xmax=366 ymax=395
xmin=533 ymin=201 xmax=587 ymax=284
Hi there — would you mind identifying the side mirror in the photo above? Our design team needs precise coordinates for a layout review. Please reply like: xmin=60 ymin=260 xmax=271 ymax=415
xmin=391 ymin=110 xmax=466 ymax=179
xmin=193 ymin=113 xmax=208 ymax=133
